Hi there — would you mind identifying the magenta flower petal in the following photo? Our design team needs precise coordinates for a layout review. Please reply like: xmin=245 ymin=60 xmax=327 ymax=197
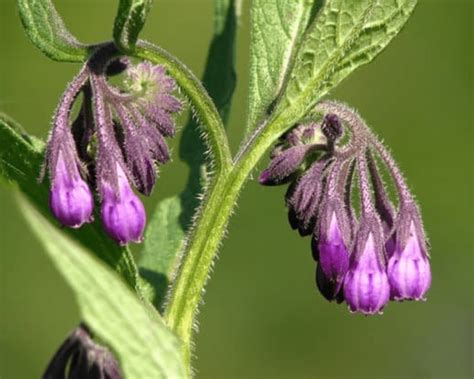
xmin=344 ymin=232 xmax=390 ymax=315
xmin=100 ymin=165 xmax=146 ymax=245
xmin=49 ymin=153 xmax=94 ymax=228
xmin=388 ymin=221 xmax=431 ymax=301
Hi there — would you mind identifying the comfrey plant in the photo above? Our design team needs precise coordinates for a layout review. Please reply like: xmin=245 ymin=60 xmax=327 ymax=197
xmin=0 ymin=0 xmax=428 ymax=377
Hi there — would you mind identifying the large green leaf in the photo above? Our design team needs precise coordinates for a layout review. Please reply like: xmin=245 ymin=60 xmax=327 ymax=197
xmin=0 ymin=114 xmax=140 ymax=291
xmin=139 ymin=0 xmax=238 ymax=309
xmin=18 ymin=196 xmax=186 ymax=379
xmin=246 ymin=0 xmax=316 ymax=130
xmin=275 ymin=0 xmax=417 ymax=117
xmin=114 ymin=0 xmax=154 ymax=52
xmin=17 ymin=0 xmax=89 ymax=62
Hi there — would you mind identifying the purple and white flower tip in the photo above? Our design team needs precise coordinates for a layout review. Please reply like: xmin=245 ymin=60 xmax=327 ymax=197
xmin=49 ymin=153 xmax=94 ymax=228
xmin=388 ymin=214 xmax=431 ymax=301
xmin=100 ymin=165 xmax=146 ymax=245
xmin=317 ymin=209 xmax=350 ymax=298
xmin=344 ymin=230 xmax=390 ymax=315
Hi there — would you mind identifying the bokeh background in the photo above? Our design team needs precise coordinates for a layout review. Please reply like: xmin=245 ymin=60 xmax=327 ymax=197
xmin=0 ymin=0 xmax=472 ymax=378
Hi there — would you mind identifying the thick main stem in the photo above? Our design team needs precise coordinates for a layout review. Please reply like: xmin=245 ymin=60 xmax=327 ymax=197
xmin=163 ymin=111 xmax=291 ymax=369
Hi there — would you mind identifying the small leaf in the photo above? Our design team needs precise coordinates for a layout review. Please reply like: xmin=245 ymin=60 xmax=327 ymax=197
xmin=0 ymin=114 xmax=141 ymax=291
xmin=17 ymin=0 xmax=89 ymax=62
xmin=114 ymin=0 xmax=154 ymax=52
xmin=139 ymin=0 xmax=238 ymax=309
xmin=18 ymin=196 xmax=186 ymax=379
xmin=275 ymin=0 xmax=417 ymax=119
xmin=247 ymin=0 xmax=316 ymax=130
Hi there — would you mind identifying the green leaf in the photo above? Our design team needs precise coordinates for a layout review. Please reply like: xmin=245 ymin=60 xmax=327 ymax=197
xmin=18 ymin=196 xmax=186 ymax=379
xmin=247 ymin=0 xmax=316 ymax=130
xmin=0 ymin=114 xmax=141 ymax=291
xmin=275 ymin=0 xmax=418 ymax=118
xmin=17 ymin=0 xmax=89 ymax=62
xmin=114 ymin=0 xmax=154 ymax=52
xmin=139 ymin=0 xmax=238 ymax=309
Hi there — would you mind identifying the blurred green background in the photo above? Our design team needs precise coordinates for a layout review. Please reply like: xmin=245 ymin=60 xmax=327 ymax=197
xmin=0 ymin=0 xmax=472 ymax=378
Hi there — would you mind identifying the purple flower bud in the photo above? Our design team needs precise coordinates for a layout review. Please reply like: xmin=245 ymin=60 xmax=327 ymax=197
xmin=100 ymin=165 xmax=146 ymax=245
xmin=259 ymin=145 xmax=313 ymax=186
xmin=286 ymin=158 xmax=331 ymax=236
xmin=321 ymin=113 xmax=343 ymax=143
xmin=49 ymin=153 xmax=94 ymax=228
xmin=126 ymin=62 xmax=182 ymax=137
xmin=344 ymin=222 xmax=390 ymax=315
xmin=317 ymin=200 xmax=350 ymax=298
xmin=388 ymin=202 xmax=431 ymax=301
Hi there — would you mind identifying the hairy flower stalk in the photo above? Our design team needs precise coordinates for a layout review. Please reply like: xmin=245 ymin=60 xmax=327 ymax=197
xmin=43 ymin=324 xmax=122 ymax=379
xmin=260 ymin=101 xmax=431 ymax=314
xmin=42 ymin=43 xmax=182 ymax=244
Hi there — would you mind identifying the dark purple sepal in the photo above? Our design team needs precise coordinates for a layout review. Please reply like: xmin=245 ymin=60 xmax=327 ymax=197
xmin=343 ymin=216 xmax=390 ymax=315
xmin=311 ymin=234 xmax=320 ymax=261
xmin=367 ymin=150 xmax=397 ymax=256
xmin=388 ymin=201 xmax=431 ymax=301
xmin=316 ymin=263 xmax=345 ymax=302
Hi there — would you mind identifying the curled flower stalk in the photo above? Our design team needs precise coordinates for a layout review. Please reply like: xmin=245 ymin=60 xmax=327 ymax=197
xmin=42 ymin=43 xmax=182 ymax=245
xmin=259 ymin=101 xmax=432 ymax=315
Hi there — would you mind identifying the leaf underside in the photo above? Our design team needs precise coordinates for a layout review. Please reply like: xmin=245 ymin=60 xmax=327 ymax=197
xmin=247 ymin=0 xmax=316 ymax=130
xmin=18 ymin=196 xmax=185 ymax=379
xmin=17 ymin=0 xmax=89 ymax=62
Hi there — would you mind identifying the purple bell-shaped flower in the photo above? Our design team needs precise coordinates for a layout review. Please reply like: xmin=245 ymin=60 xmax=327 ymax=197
xmin=317 ymin=201 xmax=350 ymax=299
xmin=49 ymin=152 xmax=94 ymax=228
xmin=344 ymin=232 xmax=390 ymax=315
xmin=100 ymin=164 xmax=146 ymax=245
xmin=388 ymin=203 xmax=431 ymax=301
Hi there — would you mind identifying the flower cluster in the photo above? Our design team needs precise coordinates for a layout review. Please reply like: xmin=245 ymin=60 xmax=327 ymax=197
xmin=43 ymin=43 xmax=182 ymax=245
xmin=260 ymin=101 xmax=431 ymax=315
xmin=43 ymin=324 xmax=122 ymax=379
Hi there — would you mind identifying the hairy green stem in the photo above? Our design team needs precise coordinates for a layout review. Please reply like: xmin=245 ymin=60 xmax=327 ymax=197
xmin=134 ymin=40 xmax=315 ymax=370
xmin=163 ymin=109 xmax=294 ymax=367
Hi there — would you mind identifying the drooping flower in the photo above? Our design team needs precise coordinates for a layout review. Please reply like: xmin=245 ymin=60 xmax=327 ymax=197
xmin=42 ymin=43 xmax=182 ymax=244
xmin=317 ymin=202 xmax=350 ymax=299
xmin=43 ymin=324 xmax=122 ymax=379
xmin=99 ymin=163 xmax=146 ymax=245
xmin=259 ymin=101 xmax=431 ymax=315
xmin=388 ymin=202 xmax=431 ymax=301
xmin=49 ymin=151 xmax=94 ymax=228
xmin=343 ymin=218 xmax=390 ymax=315
xmin=44 ymin=67 xmax=94 ymax=228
